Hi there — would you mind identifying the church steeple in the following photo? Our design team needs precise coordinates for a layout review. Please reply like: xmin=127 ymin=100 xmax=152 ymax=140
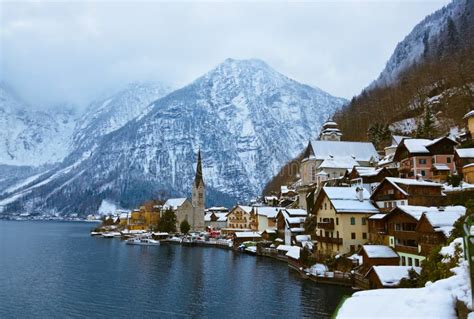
xmin=194 ymin=148 xmax=204 ymax=187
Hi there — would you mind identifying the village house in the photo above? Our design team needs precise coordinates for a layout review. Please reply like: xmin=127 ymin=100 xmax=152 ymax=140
xmin=464 ymin=110 xmax=474 ymax=140
xmin=345 ymin=166 xmax=392 ymax=191
xmin=359 ymin=245 xmax=399 ymax=274
xmin=454 ymin=148 xmax=474 ymax=174
xmin=253 ymin=206 xmax=280 ymax=232
xmin=276 ymin=208 xmax=307 ymax=245
xmin=223 ymin=205 xmax=254 ymax=234
xmin=312 ymin=186 xmax=379 ymax=255
xmin=365 ymin=266 xmax=421 ymax=289
xmin=232 ymin=231 xmax=261 ymax=249
xmin=298 ymin=121 xmax=379 ymax=209
xmin=393 ymin=136 xmax=457 ymax=182
xmin=377 ymin=135 xmax=407 ymax=171
xmin=367 ymin=213 xmax=389 ymax=245
xmin=370 ymin=177 xmax=445 ymax=213
xmin=464 ymin=164 xmax=474 ymax=183
xmin=384 ymin=205 xmax=464 ymax=267
xmin=204 ymin=212 xmax=228 ymax=230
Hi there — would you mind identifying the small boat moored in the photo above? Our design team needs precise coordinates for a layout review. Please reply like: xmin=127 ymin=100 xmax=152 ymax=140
xmin=126 ymin=237 xmax=160 ymax=246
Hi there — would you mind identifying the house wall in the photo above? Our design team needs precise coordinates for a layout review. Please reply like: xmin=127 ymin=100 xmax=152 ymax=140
xmin=464 ymin=165 xmax=474 ymax=183
xmin=175 ymin=200 xmax=194 ymax=231
xmin=468 ymin=117 xmax=474 ymax=136
xmin=399 ymin=156 xmax=432 ymax=179
xmin=314 ymin=195 xmax=371 ymax=255
xmin=227 ymin=207 xmax=251 ymax=229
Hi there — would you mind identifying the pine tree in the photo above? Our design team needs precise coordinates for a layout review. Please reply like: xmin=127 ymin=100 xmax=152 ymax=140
xmin=422 ymin=105 xmax=435 ymax=139
xmin=180 ymin=219 xmax=190 ymax=234
xmin=158 ymin=208 xmax=177 ymax=233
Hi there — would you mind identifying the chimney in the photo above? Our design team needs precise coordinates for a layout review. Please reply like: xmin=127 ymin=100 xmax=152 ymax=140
xmin=356 ymin=186 xmax=364 ymax=202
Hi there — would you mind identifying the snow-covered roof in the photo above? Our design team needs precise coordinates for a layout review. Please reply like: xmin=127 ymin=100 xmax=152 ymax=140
xmin=456 ymin=148 xmax=474 ymax=158
xmin=284 ymin=208 xmax=307 ymax=216
xmin=261 ymin=228 xmax=276 ymax=234
xmin=395 ymin=206 xmax=465 ymax=231
xmin=255 ymin=206 xmax=281 ymax=218
xmin=372 ymin=266 xmax=421 ymax=287
xmin=287 ymin=217 xmax=306 ymax=224
xmin=401 ymin=138 xmax=432 ymax=153
xmin=204 ymin=212 xmax=228 ymax=222
xmin=363 ymin=245 xmax=398 ymax=258
xmin=368 ymin=213 xmax=387 ymax=220
xmin=206 ymin=206 xmax=228 ymax=211
xmin=289 ymin=227 xmax=305 ymax=233
xmin=276 ymin=244 xmax=292 ymax=252
xmin=465 ymin=163 xmax=474 ymax=169
xmin=309 ymin=140 xmax=379 ymax=162
xmin=392 ymin=135 xmax=408 ymax=145
xmin=320 ymin=157 xmax=359 ymax=169
xmin=163 ymin=198 xmax=188 ymax=209
xmin=295 ymin=234 xmax=311 ymax=242
xmin=464 ymin=110 xmax=474 ymax=119
xmin=285 ymin=246 xmax=301 ymax=259
xmin=234 ymin=231 xmax=261 ymax=238
xmin=386 ymin=177 xmax=442 ymax=190
xmin=323 ymin=186 xmax=379 ymax=213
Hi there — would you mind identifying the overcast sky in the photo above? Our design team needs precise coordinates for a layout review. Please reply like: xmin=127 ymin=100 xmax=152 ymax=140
xmin=0 ymin=0 xmax=451 ymax=108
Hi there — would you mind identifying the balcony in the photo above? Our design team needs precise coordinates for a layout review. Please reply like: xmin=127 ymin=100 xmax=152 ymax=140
xmin=314 ymin=235 xmax=342 ymax=245
xmin=317 ymin=220 xmax=335 ymax=230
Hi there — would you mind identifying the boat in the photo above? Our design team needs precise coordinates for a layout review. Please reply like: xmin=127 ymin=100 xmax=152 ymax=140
xmin=125 ymin=238 xmax=160 ymax=246
xmin=90 ymin=231 xmax=103 ymax=236
xmin=102 ymin=231 xmax=122 ymax=238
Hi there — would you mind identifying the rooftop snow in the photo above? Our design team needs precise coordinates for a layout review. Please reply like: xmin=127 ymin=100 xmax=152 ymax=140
xmin=285 ymin=246 xmax=301 ymax=259
xmin=309 ymin=140 xmax=379 ymax=162
xmin=368 ymin=213 xmax=387 ymax=220
xmin=386 ymin=177 xmax=442 ymax=188
xmin=464 ymin=110 xmax=474 ymax=119
xmin=234 ymin=231 xmax=261 ymax=238
xmin=372 ymin=266 xmax=421 ymax=287
xmin=284 ymin=208 xmax=308 ymax=216
xmin=363 ymin=245 xmax=398 ymax=258
xmin=456 ymin=148 xmax=474 ymax=158
xmin=401 ymin=138 xmax=432 ymax=153
xmin=276 ymin=244 xmax=292 ymax=251
xmin=255 ymin=206 xmax=281 ymax=218
xmin=323 ymin=186 xmax=379 ymax=213
xmin=433 ymin=163 xmax=450 ymax=171
xmin=163 ymin=198 xmax=187 ymax=209
xmin=320 ymin=157 xmax=359 ymax=169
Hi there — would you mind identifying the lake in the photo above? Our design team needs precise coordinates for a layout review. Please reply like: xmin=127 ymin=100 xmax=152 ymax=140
xmin=0 ymin=221 xmax=351 ymax=318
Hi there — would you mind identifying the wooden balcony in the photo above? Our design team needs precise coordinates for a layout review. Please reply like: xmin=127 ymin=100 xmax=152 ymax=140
xmin=314 ymin=235 xmax=342 ymax=245
xmin=317 ymin=220 xmax=335 ymax=230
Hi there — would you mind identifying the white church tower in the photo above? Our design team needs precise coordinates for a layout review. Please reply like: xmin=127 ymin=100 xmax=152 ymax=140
xmin=191 ymin=149 xmax=205 ymax=231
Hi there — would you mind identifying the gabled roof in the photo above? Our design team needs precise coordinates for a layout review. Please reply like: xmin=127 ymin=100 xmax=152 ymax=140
xmin=369 ymin=266 xmax=421 ymax=287
xmin=320 ymin=157 xmax=359 ymax=169
xmin=234 ymin=231 xmax=261 ymax=238
xmin=163 ymin=198 xmax=188 ymax=210
xmin=372 ymin=177 xmax=442 ymax=198
xmin=255 ymin=206 xmax=281 ymax=218
xmin=322 ymin=186 xmax=379 ymax=214
xmin=231 ymin=205 xmax=252 ymax=214
xmin=415 ymin=206 xmax=466 ymax=237
xmin=362 ymin=245 xmax=398 ymax=258
xmin=305 ymin=140 xmax=379 ymax=162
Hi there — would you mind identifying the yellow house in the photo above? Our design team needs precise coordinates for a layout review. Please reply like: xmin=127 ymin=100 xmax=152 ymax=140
xmin=253 ymin=206 xmax=280 ymax=232
xmin=464 ymin=164 xmax=474 ymax=183
xmin=312 ymin=186 xmax=380 ymax=255
xmin=127 ymin=201 xmax=161 ymax=231
xmin=464 ymin=110 xmax=474 ymax=137
xmin=225 ymin=205 xmax=254 ymax=233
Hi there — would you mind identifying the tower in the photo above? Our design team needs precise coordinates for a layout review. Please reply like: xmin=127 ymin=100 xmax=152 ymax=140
xmin=319 ymin=120 xmax=342 ymax=141
xmin=192 ymin=149 xmax=205 ymax=230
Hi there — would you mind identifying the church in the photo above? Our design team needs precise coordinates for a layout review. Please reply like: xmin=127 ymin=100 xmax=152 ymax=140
xmin=163 ymin=149 xmax=206 ymax=231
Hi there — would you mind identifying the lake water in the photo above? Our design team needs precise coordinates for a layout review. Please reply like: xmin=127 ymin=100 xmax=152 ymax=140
xmin=0 ymin=221 xmax=351 ymax=318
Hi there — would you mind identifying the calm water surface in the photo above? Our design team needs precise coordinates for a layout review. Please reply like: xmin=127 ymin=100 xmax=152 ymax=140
xmin=0 ymin=221 xmax=351 ymax=318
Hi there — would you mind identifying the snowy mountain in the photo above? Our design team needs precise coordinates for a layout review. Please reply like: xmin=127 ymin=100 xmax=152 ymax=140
xmin=0 ymin=83 xmax=78 ymax=166
xmin=72 ymin=81 xmax=171 ymax=152
xmin=1 ymin=59 xmax=346 ymax=215
xmin=373 ymin=0 xmax=465 ymax=88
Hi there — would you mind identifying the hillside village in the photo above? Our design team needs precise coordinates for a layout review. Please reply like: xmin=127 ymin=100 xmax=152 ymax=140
xmin=93 ymin=108 xmax=474 ymax=311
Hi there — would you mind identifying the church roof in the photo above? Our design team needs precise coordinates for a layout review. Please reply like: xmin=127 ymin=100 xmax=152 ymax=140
xmin=305 ymin=140 xmax=379 ymax=162
xmin=194 ymin=149 xmax=204 ymax=187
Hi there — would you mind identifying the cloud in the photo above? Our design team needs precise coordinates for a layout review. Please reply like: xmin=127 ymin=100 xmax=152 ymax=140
xmin=0 ymin=0 xmax=451 ymax=108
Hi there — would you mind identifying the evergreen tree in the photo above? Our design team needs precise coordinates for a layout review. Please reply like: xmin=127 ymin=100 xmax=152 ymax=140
xmin=422 ymin=105 xmax=435 ymax=139
xmin=158 ymin=208 xmax=177 ymax=233
xmin=180 ymin=219 xmax=190 ymax=234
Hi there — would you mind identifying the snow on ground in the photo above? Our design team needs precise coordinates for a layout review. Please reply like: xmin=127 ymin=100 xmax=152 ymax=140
xmin=337 ymin=238 xmax=471 ymax=318
xmin=305 ymin=263 xmax=328 ymax=276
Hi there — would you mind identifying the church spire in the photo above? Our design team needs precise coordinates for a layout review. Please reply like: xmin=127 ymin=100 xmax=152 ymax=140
xmin=194 ymin=148 xmax=204 ymax=187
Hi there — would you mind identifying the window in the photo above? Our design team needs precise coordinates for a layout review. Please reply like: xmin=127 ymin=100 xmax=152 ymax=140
xmin=311 ymin=166 xmax=317 ymax=181
xmin=350 ymin=217 xmax=355 ymax=225
xmin=447 ymin=157 xmax=452 ymax=163
xmin=336 ymin=218 xmax=339 ymax=226
xmin=362 ymin=232 xmax=367 ymax=240
xmin=336 ymin=231 xmax=339 ymax=238
xmin=387 ymin=189 xmax=394 ymax=195
xmin=408 ymin=258 xmax=413 ymax=266
xmin=351 ymin=232 xmax=356 ymax=240
xmin=324 ymin=203 xmax=327 ymax=210
xmin=395 ymin=224 xmax=401 ymax=231
xmin=414 ymin=259 xmax=420 ymax=267
xmin=421 ymin=170 xmax=426 ymax=176
xmin=401 ymin=256 xmax=406 ymax=266
xmin=361 ymin=217 xmax=366 ymax=225
xmin=419 ymin=159 xmax=427 ymax=165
